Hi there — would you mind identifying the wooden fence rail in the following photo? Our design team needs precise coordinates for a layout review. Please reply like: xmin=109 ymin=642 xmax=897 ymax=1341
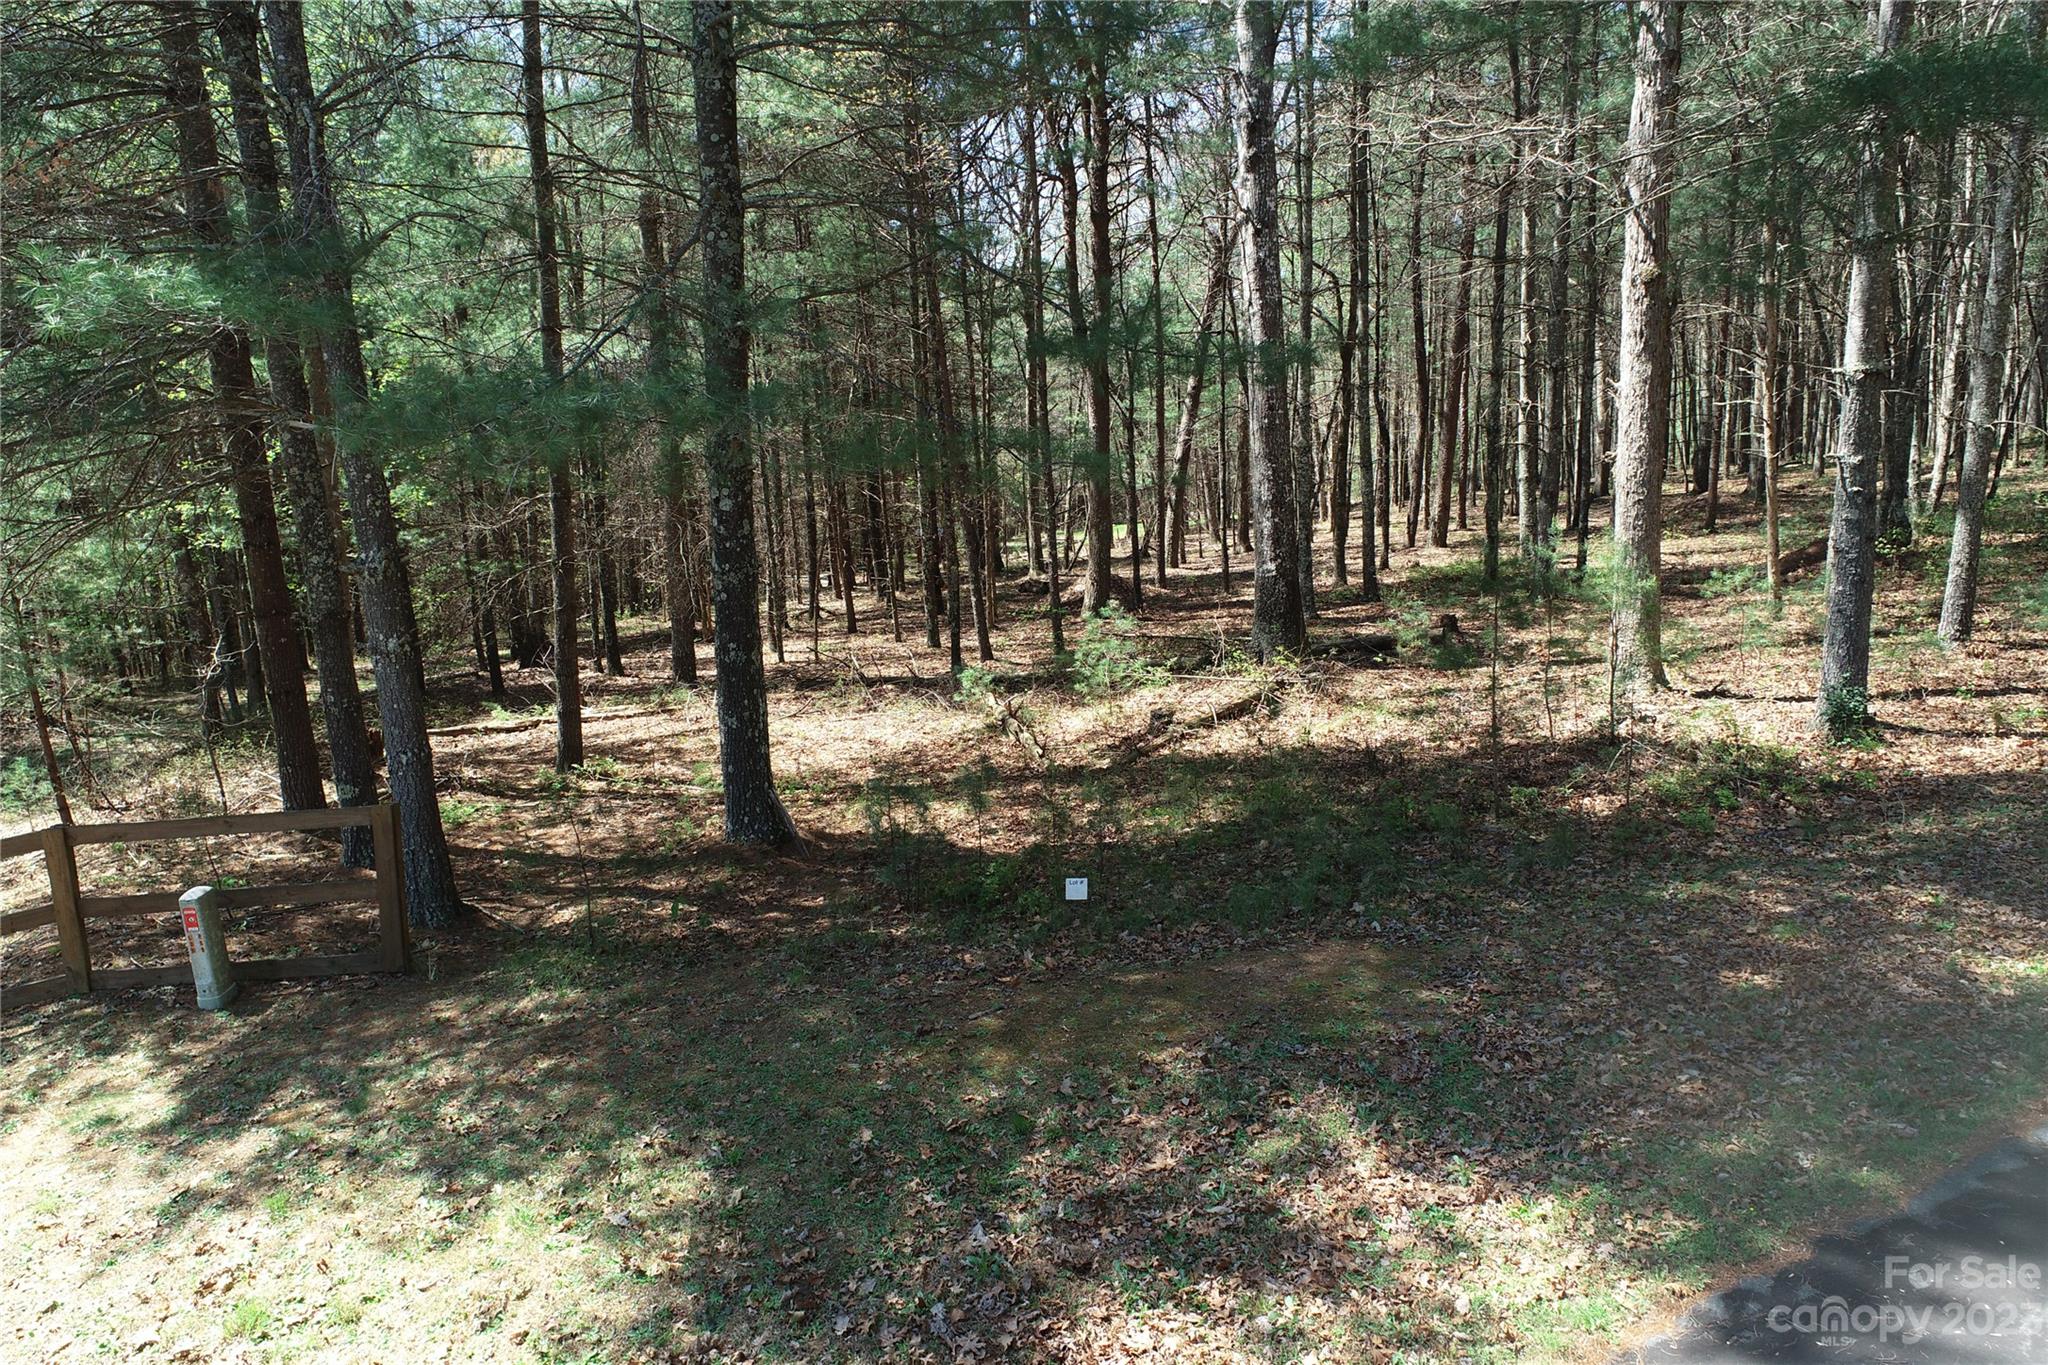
xmin=1 ymin=803 xmax=409 ymax=1012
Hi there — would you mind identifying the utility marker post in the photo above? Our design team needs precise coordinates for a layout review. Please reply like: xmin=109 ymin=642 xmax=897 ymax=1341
xmin=178 ymin=886 xmax=238 ymax=1011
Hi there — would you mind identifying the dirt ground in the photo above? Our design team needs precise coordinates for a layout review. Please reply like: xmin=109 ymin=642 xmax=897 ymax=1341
xmin=3 ymin=472 xmax=2045 ymax=1362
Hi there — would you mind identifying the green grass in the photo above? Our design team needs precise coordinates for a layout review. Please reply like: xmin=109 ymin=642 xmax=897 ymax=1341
xmin=224 ymin=1298 xmax=274 ymax=1340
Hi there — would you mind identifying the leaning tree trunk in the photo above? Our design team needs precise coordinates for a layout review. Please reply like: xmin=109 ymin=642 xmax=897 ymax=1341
xmin=259 ymin=0 xmax=463 ymax=926
xmin=521 ymin=0 xmax=584 ymax=771
xmin=1817 ymin=0 xmax=1913 ymax=735
xmin=9 ymin=600 xmax=75 ymax=825
xmin=162 ymin=13 xmax=324 ymax=814
xmin=692 ymin=0 xmax=796 ymax=843
xmin=1938 ymin=2 xmax=2040 ymax=644
xmin=213 ymin=0 xmax=378 ymax=865
xmin=1609 ymin=0 xmax=1684 ymax=698
xmin=1234 ymin=0 xmax=1305 ymax=659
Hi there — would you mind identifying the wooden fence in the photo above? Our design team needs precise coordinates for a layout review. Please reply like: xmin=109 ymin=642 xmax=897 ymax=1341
xmin=1 ymin=803 xmax=410 ymax=1011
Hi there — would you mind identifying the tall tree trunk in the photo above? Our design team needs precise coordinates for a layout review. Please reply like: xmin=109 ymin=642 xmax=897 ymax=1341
xmin=1511 ymin=22 xmax=1542 ymax=563
xmin=1759 ymin=218 xmax=1787 ymax=601
xmin=1292 ymin=0 xmax=1319 ymax=614
xmin=1082 ymin=48 xmax=1117 ymax=612
xmin=1938 ymin=2 xmax=2040 ymax=643
xmin=261 ymin=0 xmax=463 ymax=924
xmin=1218 ymin=278 xmax=1235 ymax=590
xmin=1610 ymin=0 xmax=1683 ymax=697
xmin=162 ymin=12 xmax=324 ymax=813
xmin=1434 ymin=151 xmax=1478 ymax=550
xmin=1018 ymin=12 xmax=1064 ymax=653
xmin=1123 ymin=333 xmax=1145 ymax=610
xmin=521 ymin=0 xmax=584 ymax=770
xmin=1817 ymin=0 xmax=1914 ymax=733
xmin=692 ymin=0 xmax=795 ymax=842
xmin=1482 ymin=165 xmax=1513 ymax=586
xmin=1167 ymin=225 xmax=1235 ymax=565
xmin=1234 ymin=0 xmax=1305 ymax=659
xmin=1928 ymin=145 xmax=1978 ymax=511
xmin=1330 ymin=87 xmax=1357 ymax=590
xmin=1878 ymin=146 xmax=1922 ymax=546
xmin=631 ymin=14 xmax=699 ymax=685
xmin=1573 ymin=177 xmax=1601 ymax=573
xmin=212 ymin=0 xmax=378 ymax=863
xmin=1143 ymin=95 xmax=1170 ymax=588
xmin=954 ymin=214 xmax=997 ymax=661
xmin=917 ymin=131 xmax=990 ymax=666
xmin=1538 ymin=5 xmax=1584 ymax=561
xmin=1406 ymin=131 xmax=1432 ymax=550
xmin=1350 ymin=62 xmax=1381 ymax=601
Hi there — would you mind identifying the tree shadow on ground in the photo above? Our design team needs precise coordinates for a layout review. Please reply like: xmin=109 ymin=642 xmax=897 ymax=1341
xmin=4 ymin=742 xmax=2046 ymax=1360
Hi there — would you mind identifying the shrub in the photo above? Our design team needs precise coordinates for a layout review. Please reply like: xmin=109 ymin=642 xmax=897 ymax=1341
xmin=955 ymin=663 xmax=996 ymax=706
xmin=1817 ymin=683 xmax=1874 ymax=742
xmin=1070 ymin=604 xmax=1167 ymax=697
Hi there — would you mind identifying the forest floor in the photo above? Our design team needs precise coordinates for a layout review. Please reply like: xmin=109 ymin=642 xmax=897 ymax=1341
xmin=3 ymin=470 xmax=2047 ymax=1364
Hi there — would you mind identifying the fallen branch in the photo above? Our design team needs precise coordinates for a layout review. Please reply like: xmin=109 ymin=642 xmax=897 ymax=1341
xmin=1775 ymin=533 xmax=1828 ymax=580
xmin=1315 ymin=631 xmax=1400 ymax=664
xmin=983 ymin=692 xmax=1049 ymax=770
xmin=427 ymin=705 xmax=673 ymax=738
xmin=1118 ymin=685 xmax=1274 ymax=756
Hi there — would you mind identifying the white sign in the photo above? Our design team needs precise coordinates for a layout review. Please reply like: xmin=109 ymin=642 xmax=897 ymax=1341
xmin=1064 ymin=877 xmax=1088 ymax=901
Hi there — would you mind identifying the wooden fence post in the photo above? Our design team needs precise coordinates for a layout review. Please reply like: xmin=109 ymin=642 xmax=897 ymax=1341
xmin=41 ymin=825 xmax=90 ymax=994
xmin=368 ymin=804 xmax=410 ymax=973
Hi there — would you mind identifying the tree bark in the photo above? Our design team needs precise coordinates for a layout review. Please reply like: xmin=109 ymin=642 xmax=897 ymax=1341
xmin=630 ymin=20 xmax=699 ymax=685
xmin=1482 ymin=164 xmax=1513 ymax=586
xmin=1511 ymin=21 xmax=1542 ymax=564
xmin=692 ymin=0 xmax=796 ymax=843
xmin=1817 ymin=0 xmax=1913 ymax=733
xmin=1018 ymin=9 xmax=1064 ymax=653
xmin=1538 ymin=6 xmax=1584 ymax=562
xmin=520 ymin=0 xmax=585 ymax=771
xmin=1082 ymin=46 xmax=1117 ymax=614
xmin=1405 ymin=130 xmax=1432 ymax=550
xmin=162 ymin=12 xmax=324 ymax=814
xmin=1434 ymin=151 xmax=1478 ymax=550
xmin=1759 ymin=218 xmax=1787 ymax=601
xmin=1938 ymin=2 xmax=2040 ymax=644
xmin=1350 ymin=62 xmax=1381 ymax=601
xmin=1234 ymin=0 xmax=1305 ymax=659
xmin=1143 ymin=94 xmax=1169 ymax=588
xmin=1610 ymin=0 xmax=1683 ymax=696
xmin=1928 ymin=160 xmax=1977 ymax=511
xmin=1168 ymin=224 xmax=1237 ymax=566
xmin=212 ymin=0 xmax=379 ymax=864
xmin=1292 ymin=0 xmax=1319 ymax=615
xmin=261 ymin=0 xmax=463 ymax=924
